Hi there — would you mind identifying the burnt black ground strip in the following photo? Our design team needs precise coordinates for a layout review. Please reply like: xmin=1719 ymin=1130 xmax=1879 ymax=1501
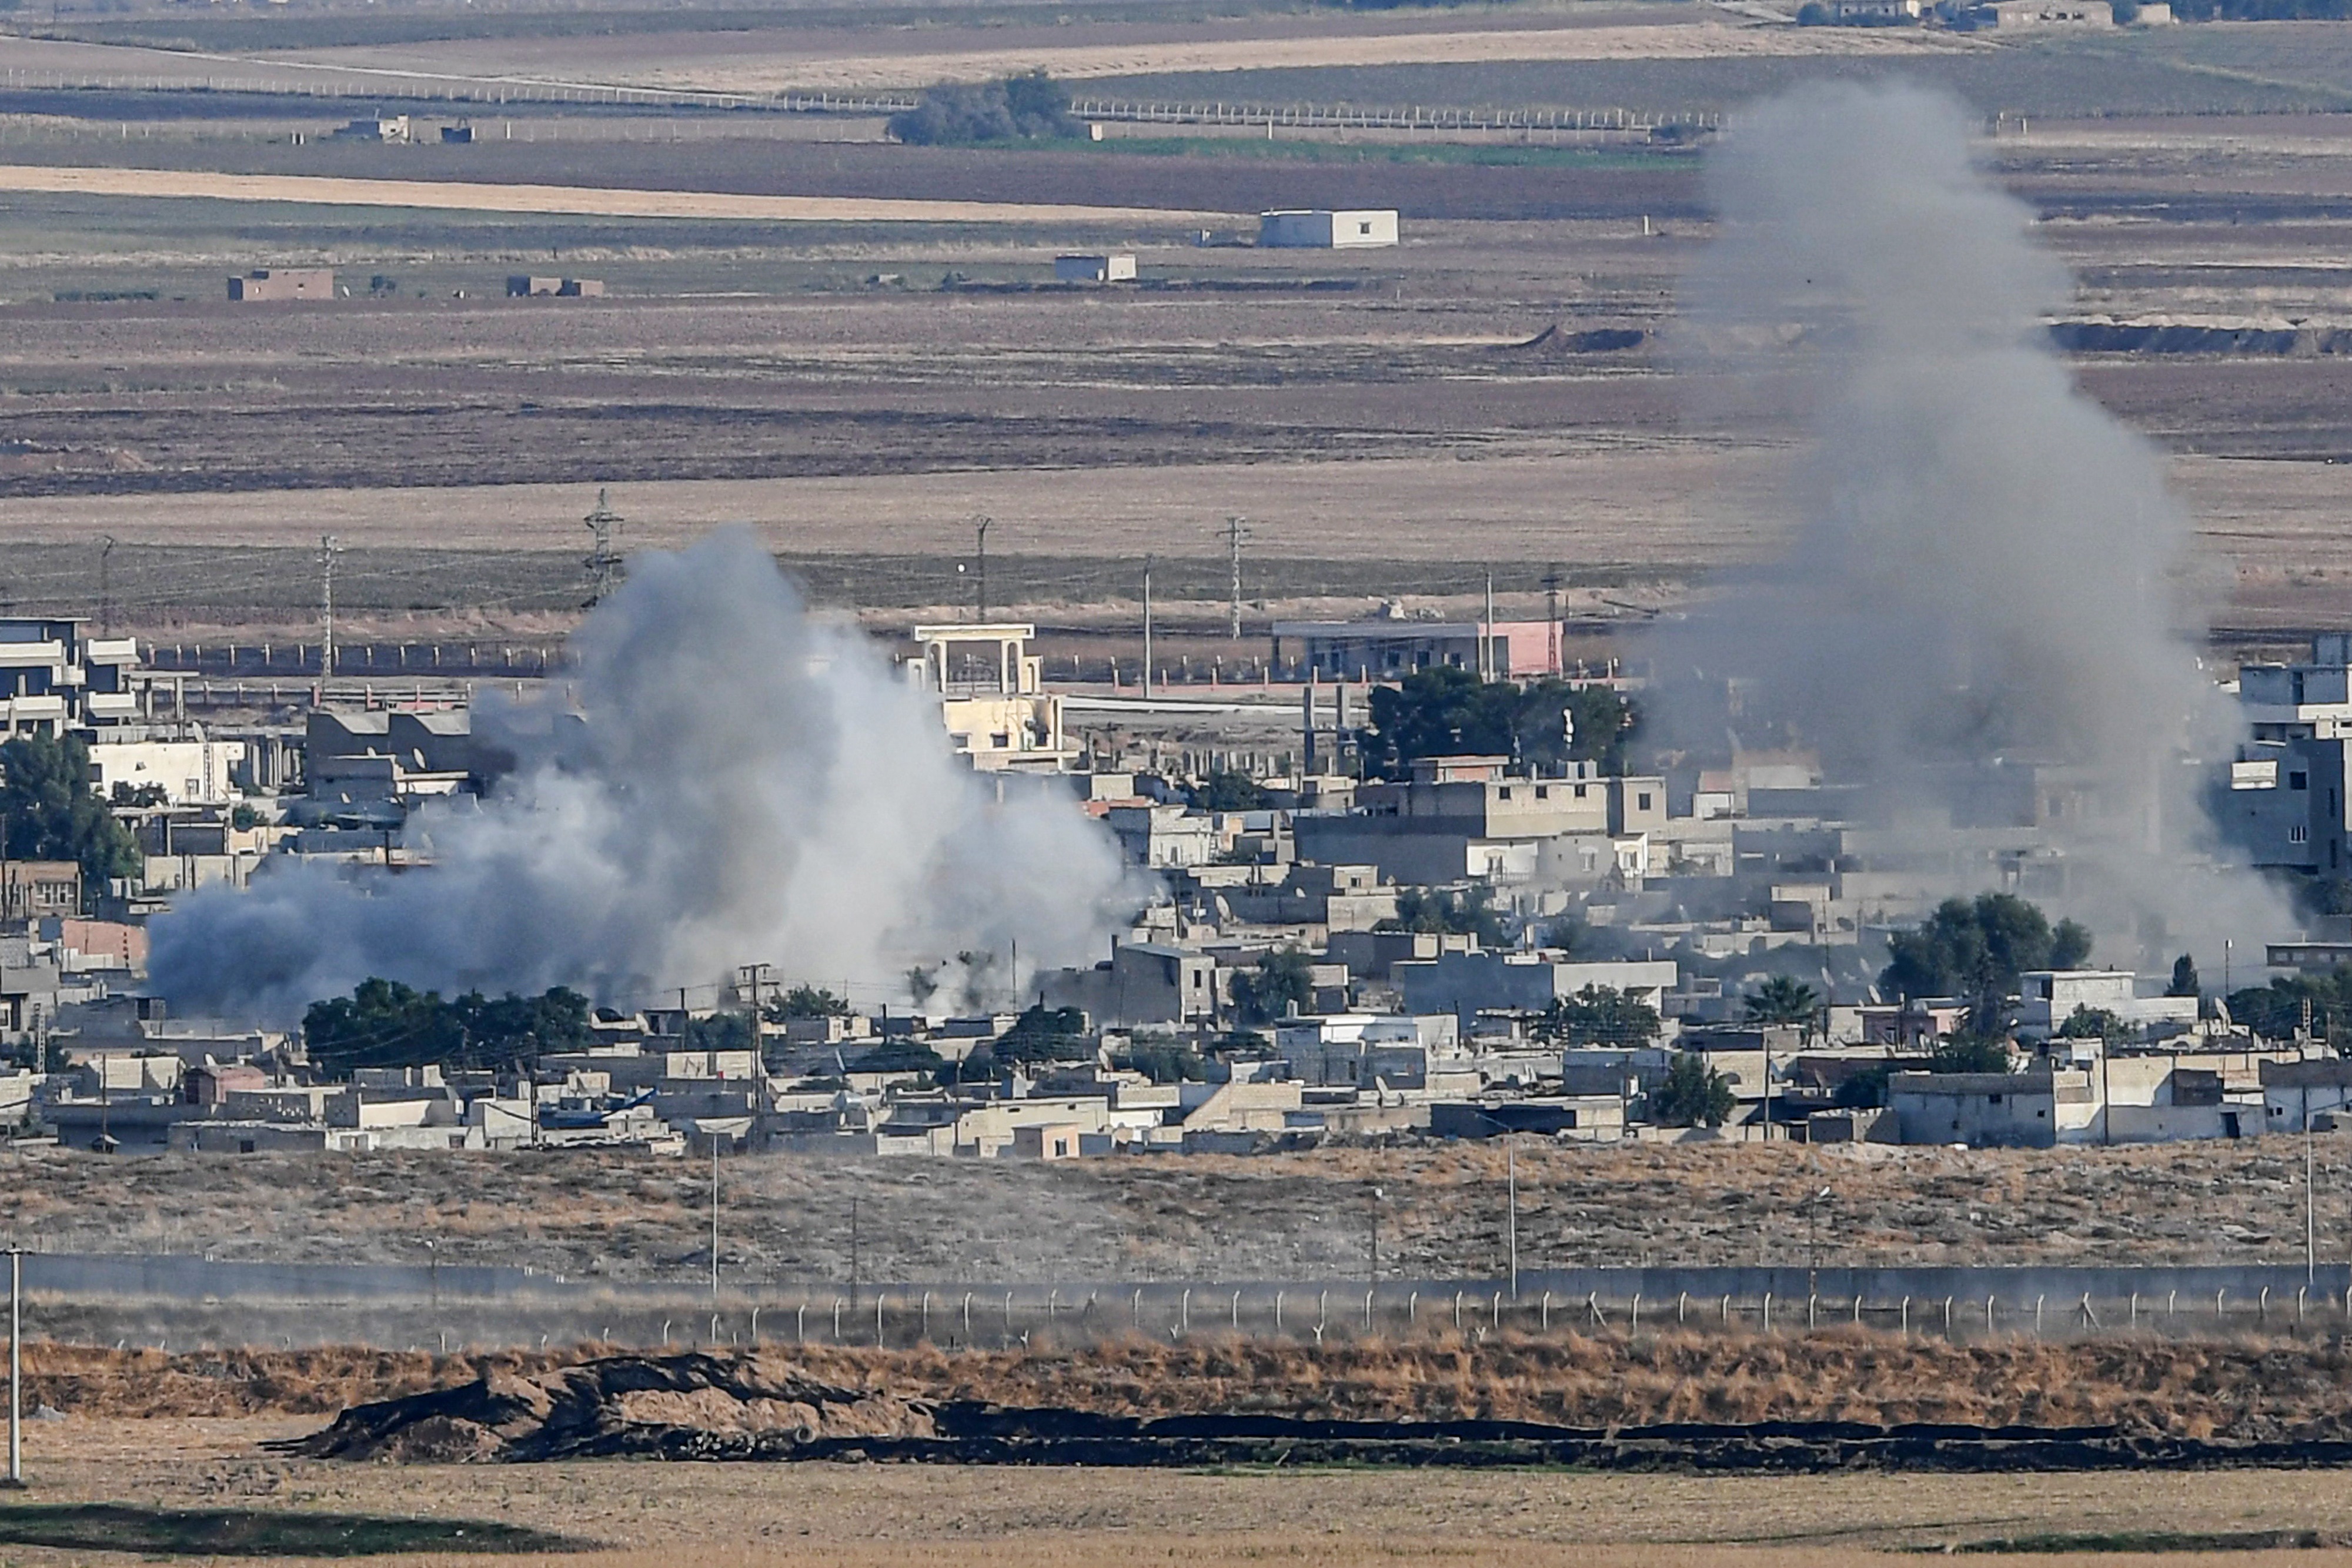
xmin=0 ymin=1502 xmax=590 ymax=1557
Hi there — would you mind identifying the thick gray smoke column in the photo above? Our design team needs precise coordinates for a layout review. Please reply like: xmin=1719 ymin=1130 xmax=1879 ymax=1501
xmin=1658 ymin=82 xmax=2273 ymax=955
xmin=151 ymin=530 xmax=1130 ymax=1018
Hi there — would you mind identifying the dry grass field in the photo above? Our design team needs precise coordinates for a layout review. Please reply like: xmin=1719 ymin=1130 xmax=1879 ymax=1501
xmin=6 ymin=1138 xmax=2347 ymax=1285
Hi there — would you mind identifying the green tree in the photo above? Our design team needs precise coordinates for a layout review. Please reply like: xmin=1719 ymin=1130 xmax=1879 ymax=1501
xmin=302 ymin=978 xmax=590 ymax=1074
xmin=1377 ymin=885 xmax=1508 ymax=947
xmin=0 ymin=733 xmax=138 ymax=894
xmin=888 ymin=70 xmax=1080 ymax=145
xmin=994 ymin=1002 xmax=1094 ymax=1064
xmin=2056 ymin=1005 xmax=2126 ymax=1042
xmin=1114 ymin=1041 xmax=1211 ymax=1083
xmin=1186 ymin=771 xmax=1269 ymax=812
xmin=846 ymin=1039 xmax=946 ymax=1075
xmin=1880 ymin=894 xmax=2092 ymax=1007
xmin=2228 ymin=968 xmax=2352 ymax=1041
xmin=686 ymin=1011 xmax=753 ymax=1052
xmin=1650 ymin=1053 xmax=1736 ymax=1128
xmin=1744 ymin=976 xmax=1820 ymax=1033
xmin=764 ymin=984 xmax=850 ymax=1022
xmin=1534 ymin=985 xmax=1661 ymax=1047
xmin=1929 ymin=1034 xmax=2012 ymax=1074
xmin=1357 ymin=667 xmax=1638 ymax=777
xmin=1231 ymin=946 xmax=1315 ymax=1025
xmin=2167 ymin=954 xmax=2201 ymax=998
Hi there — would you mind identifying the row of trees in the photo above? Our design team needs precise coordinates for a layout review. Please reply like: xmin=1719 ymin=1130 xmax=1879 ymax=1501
xmin=888 ymin=71 xmax=1082 ymax=146
xmin=1358 ymin=667 xmax=1639 ymax=777
xmin=302 ymin=979 xmax=594 ymax=1074
xmin=0 ymin=734 xmax=140 ymax=892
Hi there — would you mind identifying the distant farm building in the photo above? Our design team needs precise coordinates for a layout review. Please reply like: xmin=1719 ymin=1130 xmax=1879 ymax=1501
xmin=335 ymin=115 xmax=412 ymax=142
xmin=1055 ymin=253 xmax=1136 ymax=283
xmin=1968 ymin=0 xmax=2112 ymax=22
xmin=506 ymin=276 xmax=607 ymax=297
xmin=1259 ymin=209 xmax=1399 ymax=249
xmin=227 ymin=269 xmax=335 ymax=303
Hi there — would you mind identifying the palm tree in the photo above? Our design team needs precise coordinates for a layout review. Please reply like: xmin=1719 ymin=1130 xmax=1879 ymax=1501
xmin=1745 ymin=976 xmax=1822 ymax=1044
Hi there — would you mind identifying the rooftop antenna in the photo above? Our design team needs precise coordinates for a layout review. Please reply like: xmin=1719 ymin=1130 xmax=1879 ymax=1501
xmin=97 ymin=535 xmax=116 ymax=639
xmin=583 ymin=487 xmax=624 ymax=607
xmin=318 ymin=534 xmax=339 ymax=680
xmin=1221 ymin=515 xmax=1251 ymax=641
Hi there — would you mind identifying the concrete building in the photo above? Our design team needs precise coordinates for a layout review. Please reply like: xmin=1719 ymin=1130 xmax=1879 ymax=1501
xmin=1269 ymin=616 xmax=1573 ymax=679
xmin=0 ymin=618 xmax=139 ymax=735
xmin=0 ymin=862 xmax=81 ymax=923
xmin=1274 ymin=1013 xmax=1461 ymax=1091
xmin=906 ymin=624 xmax=1074 ymax=771
xmin=1258 ymin=209 xmax=1399 ymax=249
xmin=1054 ymin=253 xmax=1136 ymax=283
xmin=1972 ymin=0 xmax=2111 ymax=22
xmin=506 ymin=276 xmax=606 ymax=297
xmin=2219 ymin=636 xmax=2352 ymax=877
xmin=2261 ymin=1057 xmax=2352 ymax=1131
xmin=226 ymin=269 xmax=336 ymax=302
xmin=2013 ymin=970 xmax=2200 ymax=1040
xmin=1043 ymin=940 xmax=1222 ymax=1025
xmin=1395 ymin=952 xmax=1678 ymax=1027
xmin=86 ymin=738 xmax=247 ymax=806
xmin=334 ymin=115 xmax=412 ymax=141
xmin=1887 ymin=1068 xmax=2099 ymax=1146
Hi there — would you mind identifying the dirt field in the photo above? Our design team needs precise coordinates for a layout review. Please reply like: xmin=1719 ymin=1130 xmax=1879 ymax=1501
xmin=9 ymin=1412 xmax=2352 ymax=1566
xmin=6 ymin=1138 xmax=2347 ymax=1286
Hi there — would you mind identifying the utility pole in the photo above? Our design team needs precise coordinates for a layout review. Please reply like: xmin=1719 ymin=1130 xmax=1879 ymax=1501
xmin=582 ymin=487 xmax=624 ymax=607
xmin=2307 ymin=1084 xmax=2318 ymax=1287
xmin=710 ymin=1135 xmax=721 ymax=1303
xmin=740 ymin=962 xmax=771 ymax=1038
xmin=1505 ymin=1136 xmax=1519 ymax=1298
xmin=1221 ymin=516 xmax=1250 ymax=641
xmin=1541 ymin=561 xmax=1563 ymax=677
xmin=6 ymin=1246 xmax=18 ymax=1487
xmin=1368 ymin=1185 xmax=1384 ymax=1282
xmin=974 ymin=516 xmax=991 ymax=623
xmin=97 ymin=536 xmax=115 ymax=639
xmin=1142 ymin=554 xmax=1155 ymax=699
xmin=318 ymin=534 xmax=338 ymax=680
xmin=1482 ymin=567 xmax=1495 ymax=682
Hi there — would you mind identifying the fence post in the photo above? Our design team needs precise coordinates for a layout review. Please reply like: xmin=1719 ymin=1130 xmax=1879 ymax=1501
xmin=1233 ymin=1290 xmax=1242 ymax=1330
xmin=1901 ymin=1297 xmax=1910 ymax=1338
xmin=1944 ymin=1296 xmax=1953 ymax=1337
xmin=2034 ymin=1295 xmax=2045 ymax=1338
xmin=966 ymin=1293 xmax=975 ymax=1338
xmin=1369 ymin=1290 xmax=1378 ymax=1332
xmin=1721 ymin=1293 xmax=1731 ymax=1325
xmin=1541 ymin=1291 xmax=1551 ymax=1330
xmin=876 ymin=1293 xmax=886 ymax=1345
xmin=2217 ymin=1288 xmax=2227 ymax=1326
xmin=2129 ymin=1292 xmax=2139 ymax=1330
xmin=1986 ymin=1295 xmax=1996 ymax=1333
xmin=1852 ymin=1295 xmax=1862 ymax=1326
xmin=751 ymin=1306 xmax=761 ymax=1343
xmin=1762 ymin=1292 xmax=1772 ymax=1333
xmin=796 ymin=1304 xmax=806 ymax=1343
xmin=1808 ymin=1293 xmax=1818 ymax=1330
xmin=1006 ymin=1292 xmax=1015 ymax=1340
xmin=1588 ymin=1292 xmax=1603 ymax=1327
xmin=1678 ymin=1291 xmax=1688 ymax=1325
xmin=920 ymin=1292 xmax=931 ymax=1342
xmin=2079 ymin=1293 xmax=2097 ymax=1330
xmin=1408 ymin=1290 xmax=1418 ymax=1331
xmin=2260 ymin=1286 xmax=2270 ymax=1326
xmin=1275 ymin=1290 xmax=1285 ymax=1333
xmin=1631 ymin=1293 xmax=1642 ymax=1332
xmin=832 ymin=1299 xmax=843 ymax=1341
xmin=1491 ymin=1290 xmax=1502 ymax=1330
xmin=1181 ymin=1289 xmax=1192 ymax=1335
xmin=1131 ymin=1289 xmax=1141 ymax=1329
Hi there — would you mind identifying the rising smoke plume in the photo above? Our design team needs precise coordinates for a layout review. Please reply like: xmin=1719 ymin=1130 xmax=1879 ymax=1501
xmin=151 ymin=530 xmax=1131 ymax=1020
xmin=1650 ymin=81 xmax=2281 ymax=963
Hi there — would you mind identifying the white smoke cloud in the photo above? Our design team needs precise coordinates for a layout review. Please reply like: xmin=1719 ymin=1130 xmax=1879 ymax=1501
xmin=150 ymin=529 xmax=1132 ymax=1019
xmin=1649 ymin=81 xmax=2287 ymax=965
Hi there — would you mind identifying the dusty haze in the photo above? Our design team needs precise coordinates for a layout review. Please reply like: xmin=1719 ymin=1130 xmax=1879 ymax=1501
xmin=150 ymin=530 xmax=1131 ymax=1019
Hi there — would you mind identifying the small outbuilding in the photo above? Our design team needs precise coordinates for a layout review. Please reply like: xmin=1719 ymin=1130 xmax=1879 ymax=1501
xmin=1259 ymin=209 xmax=1399 ymax=249
xmin=1054 ymin=253 xmax=1137 ymax=283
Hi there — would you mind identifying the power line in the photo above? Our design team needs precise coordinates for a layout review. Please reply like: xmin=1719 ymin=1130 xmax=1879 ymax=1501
xmin=319 ymin=534 xmax=339 ymax=678
xmin=582 ymin=487 xmax=624 ymax=608
xmin=1220 ymin=515 xmax=1250 ymax=641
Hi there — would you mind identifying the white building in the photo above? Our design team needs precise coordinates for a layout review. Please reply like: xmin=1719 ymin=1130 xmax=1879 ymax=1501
xmin=0 ymin=619 xmax=141 ymax=737
xmin=1887 ymin=1068 xmax=2100 ymax=1147
xmin=2013 ymin=970 xmax=2199 ymax=1040
xmin=86 ymin=738 xmax=248 ymax=805
xmin=1054 ymin=253 xmax=1136 ymax=283
xmin=1258 ymin=209 xmax=1399 ymax=249
xmin=905 ymin=623 xmax=1075 ymax=772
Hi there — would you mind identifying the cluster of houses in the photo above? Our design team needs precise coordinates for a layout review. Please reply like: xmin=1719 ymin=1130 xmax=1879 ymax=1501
xmin=4 ymin=614 xmax=2351 ymax=1158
